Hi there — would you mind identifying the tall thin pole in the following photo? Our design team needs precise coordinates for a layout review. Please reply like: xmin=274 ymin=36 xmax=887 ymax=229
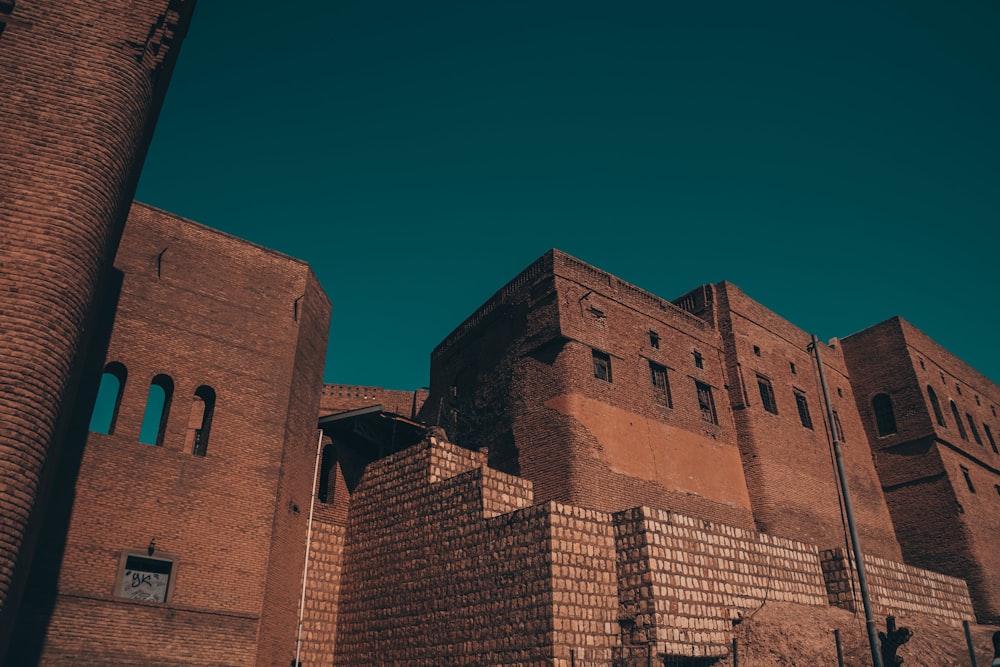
xmin=811 ymin=335 xmax=884 ymax=667
xmin=294 ymin=429 xmax=326 ymax=667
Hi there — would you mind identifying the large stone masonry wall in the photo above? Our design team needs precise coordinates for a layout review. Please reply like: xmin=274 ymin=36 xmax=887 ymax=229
xmin=821 ymin=547 xmax=975 ymax=623
xmin=298 ymin=505 xmax=346 ymax=667
xmin=615 ymin=506 xmax=828 ymax=660
xmin=335 ymin=438 xmax=621 ymax=665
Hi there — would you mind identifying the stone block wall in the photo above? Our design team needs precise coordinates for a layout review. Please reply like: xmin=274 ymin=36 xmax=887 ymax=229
xmin=298 ymin=505 xmax=346 ymax=666
xmin=615 ymin=506 xmax=828 ymax=660
xmin=821 ymin=547 xmax=975 ymax=623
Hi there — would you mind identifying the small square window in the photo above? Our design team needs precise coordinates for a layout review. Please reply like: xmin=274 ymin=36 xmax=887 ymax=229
xmin=975 ymin=395 xmax=981 ymax=406
xmin=649 ymin=331 xmax=660 ymax=349
xmin=789 ymin=362 xmax=796 ymax=375
xmin=919 ymin=358 xmax=925 ymax=370
xmin=837 ymin=387 xmax=844 ymax=398
xmin=693 ymin=351 xmax=703 ymax=369
xmin=116 ymin=551 xmax=174 ymax=603
xmin=956 ymin=384 xmax=962 ymax=395
xmin=753 ymin=345 xmax=761 ymax=357
xmin=592 ymin=350 xmax=612 ymax=382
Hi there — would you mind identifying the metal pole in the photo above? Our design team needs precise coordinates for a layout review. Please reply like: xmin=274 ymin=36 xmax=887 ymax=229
xmin=963 ymin=620 xmax=979 ymax=667
xmin=811 ymin=335 xmax=884 ymax=667
xmin=294 ymin=429 xmax=326 ymax=667
xmin=732 ymin=637 xmax=738 ymax=667
xmin=835 ymin=629 xmax=844 ymax=667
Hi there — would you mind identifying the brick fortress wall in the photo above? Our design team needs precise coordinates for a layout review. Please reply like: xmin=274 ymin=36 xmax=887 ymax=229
xmin=0 ymin=0 xmax=195 ymax=650
xmin=13 ymin=204 xmax=330 ymax=665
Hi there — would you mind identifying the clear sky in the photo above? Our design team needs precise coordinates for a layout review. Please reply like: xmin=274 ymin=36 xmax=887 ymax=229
xmin=135 ymin=1 xmax=1000 ymax=390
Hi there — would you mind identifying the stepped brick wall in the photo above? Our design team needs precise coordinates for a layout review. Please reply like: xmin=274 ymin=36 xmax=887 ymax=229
xmin=615 ymin=506 xmax=828 ymax=660
xmin=821 ymin=547 xmax=975 ymax=623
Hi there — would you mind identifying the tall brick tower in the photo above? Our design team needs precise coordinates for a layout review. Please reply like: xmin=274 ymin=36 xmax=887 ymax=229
xmin=0 ymin=0 xmax=195 ymax=651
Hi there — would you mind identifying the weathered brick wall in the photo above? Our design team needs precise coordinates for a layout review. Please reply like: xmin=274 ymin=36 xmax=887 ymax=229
xmin=335 ymin=438 xmax=620 ymax=665
xmin=615 ymin=506 xmax=828 ymax=660
xmin=705 ymin=282 xmax=902 ymax=560
xmin=424 ymin=250 xmax=755 ymax=527
xmin=0 ymin=0 xmax=194 ymax=647
xmin=298 ymin=505 xmax=346 ymax=666
xmin=320 ymin=384 xmax=428 ymax=418
xmin=17 ymin=205 xmax=330 ymax=664
xmin=821 ymin=547 xmax=975 ymax=622
xmin=843 ymin=318 xmax=1000 ymax=623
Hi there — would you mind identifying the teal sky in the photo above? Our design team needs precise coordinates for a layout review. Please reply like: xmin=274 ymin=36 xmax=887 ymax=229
xmin=135 ymin=1 xmax=1000 ymax=390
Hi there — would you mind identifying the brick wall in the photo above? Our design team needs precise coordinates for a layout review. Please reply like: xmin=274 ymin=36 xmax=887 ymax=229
xmin=320 ymin=383 xmax=428 ymax=418
xmin=702 ymin=282 xmax=902 ymax=560
xmin=843 ymin=318 xmax=1000 ymax=623
xmin=615 ymin=506 xmax=828 ymax=660
xmin=17 ymin=204 xmax=330 ymax=664
xmin=423 ymin=250 xmax=754 ymax=527
xmin=0 ymin=0 xmax=194 ymax=649
xmin=821 ymin=547 xmax=975 ymax=622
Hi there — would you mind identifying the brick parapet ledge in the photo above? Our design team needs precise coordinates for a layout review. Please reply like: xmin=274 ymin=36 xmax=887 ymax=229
xmin=820 ymin=547 xmax=975 ymax=623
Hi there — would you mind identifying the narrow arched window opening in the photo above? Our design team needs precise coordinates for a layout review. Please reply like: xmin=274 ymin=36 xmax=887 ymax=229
xmin=90 ymin=362 xmax=128 ymax=435
xmin=139 ymin=374 xmax=173 ymax=446
xmin=872 ymin=393 xmax=897 ymax=436
xmin=950 ymin=401 xmax=968 ymax=441
xmin=317 ymin=443 xmax=336 ymax=503
xmin=927 ymin=386 xmax=946 ymax=427
xmin=186 ymin=385 xmax=216 ymax=456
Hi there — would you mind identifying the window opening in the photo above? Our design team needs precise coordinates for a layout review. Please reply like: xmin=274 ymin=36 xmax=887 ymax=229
xmin=753 ymin=345 xmax=761 ymax=357
xmin=592 ymin=350 xmax=612 ymax=382
xmin=693 ymin=351 xmax=703 ymax=369
xmin=919 ymin=358 xmax=926 ymax=370
xmin=961 ymin=466 xmax=975 ymax=493
xmin=872 ymin=393 xmax=897 ymax=436
xmin=318 ymin=444 xmax=335 ymax=503
xmin=789 ymin=361 xmax=796 ymax=375
xmin=966 ymin=414 xmax=983 ymax=446
xmin=649 ymin=331 xmax=659 ymax=349
xmin=649 ymin=361 xmax=672 ymax=408
xmin=186 ymin=386 xmax=216 ymax=456
xmin=975 ymin=395 xmax=981 ymax=406
xmin=956 ymin=384 xmax=962 ymax=395
xmin=139 ymin=374 xmax=173 ymax=446
xmin=89 ymin=362 xmax=127 ymax=435
xmin=984 ymin=424 xmax=998 ymax=454
xmin=794 ymin=391 xmax=813 ymax=429
xmin=696 ymin=381 xmax=718 ymax=425
xmin=951 ymin=401 xmax=968 ymax=441
xmin=995 ymin=484 xmax=1000 ymax=497
xmin=927 ymin=386 xmax=946 ymax=427
xmin=757 ymin=375 xmax=778 ymax=415
xmin=117 ymin=552 xmax=173 ymax=603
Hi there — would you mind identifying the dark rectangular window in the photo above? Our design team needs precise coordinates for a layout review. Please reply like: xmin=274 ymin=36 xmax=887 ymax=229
xmin=967 ymin=414 xmax=983 ymax=446
xmin=794 ymin=391 xmax=813 ymax=429
xmin=693 ymin=351 xmax=703 ymax=369
xmin=961 ymin=466 xmax=975 ymax=493
xmin=592 ymin=350 xmax=612 ymax=382
xmin=649 ymin=331 xmax=660 ymax=349
xmin=649 ymin=361 xmax=672 ymax=407
xmin=696 ymin=381 xmax=718 ymax=425
xmin=757 ymin=375 xmax=778 ymax=414
xmin=984 ymin=424 xmax=997 ymax=454
xmin=789 ymin=361 xmax=797 ymax=375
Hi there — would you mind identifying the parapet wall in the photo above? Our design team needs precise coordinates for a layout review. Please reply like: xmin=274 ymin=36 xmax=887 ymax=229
xmin=821 ymin=547 xmax=975 ymax=623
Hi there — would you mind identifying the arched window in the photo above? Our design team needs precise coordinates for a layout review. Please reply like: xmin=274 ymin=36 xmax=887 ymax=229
xmin=186 ymin=385 xmax=216 ymax=456
xmin=317 ymin=443 xmax=336 ymax=503
xmin=927 ymin=386 xmax=945 ymax=427
xmin=872 ymin=393 xmax=897 ymax=436
xmin=139 ymin=374 xmax=173 ymax=446
xmin=950 ymin=401 xmax=968 ymax=441
xmin=89 ymin=362 xmax=127 ymax=435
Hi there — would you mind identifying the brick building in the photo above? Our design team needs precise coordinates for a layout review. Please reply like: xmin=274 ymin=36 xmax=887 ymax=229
xmin=843 ymin=317 xmax=1000 ymax=623
xmin=0 ymin=0 xmax=195 ymax=655
xmin=9 ymin=204 xmax=331 ymax=664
